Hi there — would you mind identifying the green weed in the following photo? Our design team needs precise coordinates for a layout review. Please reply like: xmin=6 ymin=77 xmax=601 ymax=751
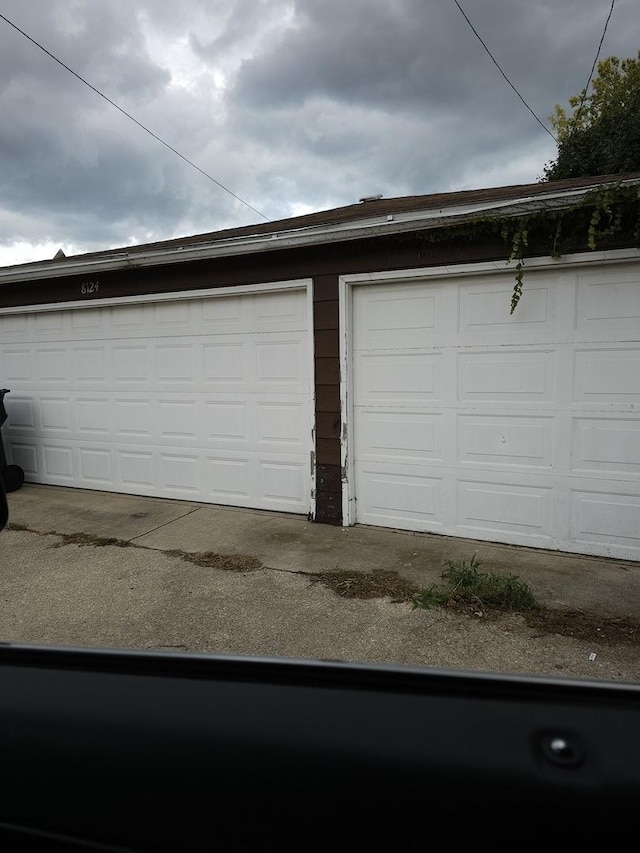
xmin=413 ymin=553 xmax=538 ymax=613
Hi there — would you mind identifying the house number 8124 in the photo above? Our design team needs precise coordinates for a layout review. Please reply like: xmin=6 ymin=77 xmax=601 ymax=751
xmin=80 ymin=281 xmax=100 ymax=295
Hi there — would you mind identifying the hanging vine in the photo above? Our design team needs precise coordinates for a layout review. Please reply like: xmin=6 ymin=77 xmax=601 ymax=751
xmin=503 ymin=219 xmax=529 ymax=313
xmin=503 ymin=183 xmax=639 ymax=311
xmin=385 ymin=182 xmax=640 ymax=313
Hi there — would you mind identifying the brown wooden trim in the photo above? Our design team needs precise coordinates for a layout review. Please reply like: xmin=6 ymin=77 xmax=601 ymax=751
xmin=313 ymin=299 xmax=338 ymax=330
xmin=314 ymin=490 xmax=342 ymax=524
xmin=316 ymin=463 xmax=341 ymax=493
xmin=313 ymin=274 xmax=339 ymax=301
xmin=315 ymin=357 xmax=339 ymax=385
xmin=314 ymin=329 xmax=339 ymax=358
xmin=315 ymin=385 xmax=340 ymax=413
xmin=316 ymin=438 xmax=341 ymax=466
xmin=315 ymin=412 xmax=340 ymax=439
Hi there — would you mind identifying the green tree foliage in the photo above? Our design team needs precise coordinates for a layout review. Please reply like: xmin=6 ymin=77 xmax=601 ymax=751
xmin=543 ymin=52 xmax=640 ymax=181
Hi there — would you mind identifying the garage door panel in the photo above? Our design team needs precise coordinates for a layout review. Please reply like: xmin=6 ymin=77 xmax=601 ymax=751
xmin=205 ymin=456 xmax=251 ymax=502
xmin=204 ymin=401 xmax=247 ymax=445
xmin=153 ymin=301 xmax=192 ymax=328
xmin=156 ymin=345 xmax=195 ymax=383
xmin=0 ymin=289 xmax=311 ymax=514
xmin=458 ymin=279 xmax=556 ymax=340
xmin=36 ymin=348 xmax=69 ymax=383
xmin=5 ymin=350 xmax=33 ymax=384
xmin=458 ymin=350 xmax=556 ymax=402
xmin=10 ymin=442 xmax=39 ymax=476
xmin=0 ymin=313 xmax=28 ymax=338
xmin=77 ymin=398 xmax=112 ymax=435
xmin=157 ymin=400 xmax=198 ymax=440
xmin=573 ymin=347 xmax=640 ymax=404
xmin=118 ymin=449 xmax=155 ymax=489
xmin=571 ymin=417 xmax=640 ymax=475
xmin=256 ymin=401 xmax=307 ymax=448
xmin=457 ymin=415 xmax=554 ymax=469
xmin=110 ymin=304 xmax=147 ymax=332
xmin=200 ymin=295 xmax=243 ymax=327
xmin=35 ymin=311 xmax=65 ymax=333
xmin=203 ymin=342 xmax=245 ymax=383
xmin=355 ymin=466 xmax=444 ymax=531
xmin=355 ymin=352 xmax=443 ymax=404
xmin=576 ymin=270 xmax=640 ymax=338
xmin=73 ymin=347 xmax=108 ymax=383
xmin=40 ymin=397 xmax=72 ymax=432
xmin=255 ymin=339 xmax=307 ymax=384
xmin=251 ymin=289 xmax=307 ymax=327
xmin=354 ymin=282 xmax=446 ymax=350
xmin=5 ymin=396 xmax=36 ymax=431
xmin=259 ymin=458 xmax=308 ymax=509
xmin=355 ymin=410 xmax=443 ymax=463
xmin=79 ymin=447 xmax=114 ymax=486
xmin=114 ymin=398 xmax=154 ymax=438
xmin=159 ymin=453 xmax=201 ymax=495
xmin=456 ymin=480 xmax=554 ymax=539
xmin=71 ymin=307 xmax=104 ymax=333
xmin=43 ymin=444 xmax=75 ymax=480
xmin=112 ymin=345 xmax=149 ymax=383
xmin=570 ymin=489 xmax=640 ymax=553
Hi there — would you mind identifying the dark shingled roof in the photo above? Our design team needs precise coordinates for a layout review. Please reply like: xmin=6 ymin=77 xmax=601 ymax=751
xmin=41 ymin=171 xmax=640 ymax=264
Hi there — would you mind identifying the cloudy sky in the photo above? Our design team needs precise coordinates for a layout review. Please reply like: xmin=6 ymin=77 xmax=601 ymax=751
xmin=0 ymin=0 xmax=636 ymax=266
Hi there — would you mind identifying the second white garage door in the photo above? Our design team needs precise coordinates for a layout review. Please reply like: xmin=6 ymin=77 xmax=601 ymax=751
xmin=1 ymin=287 xmax=312 ymax=514
xmin=350 ymin=264 xmax=640 ymax=560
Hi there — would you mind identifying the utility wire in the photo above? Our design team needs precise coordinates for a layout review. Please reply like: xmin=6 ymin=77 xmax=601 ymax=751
xmin=571 ymin=0 xmax=616 ymax=129
xmin=0 ymin=12 xmax=269 ymax=222
xmin=451 ymin=0 xmax=557 ymax=141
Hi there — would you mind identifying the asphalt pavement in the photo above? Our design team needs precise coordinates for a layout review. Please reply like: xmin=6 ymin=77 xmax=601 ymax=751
xmin=1 ymin=484 xmax=639 ymax=682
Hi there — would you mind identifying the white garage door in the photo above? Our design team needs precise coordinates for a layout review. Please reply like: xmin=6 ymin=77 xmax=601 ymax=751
xmin=0 ymin=288 xmax=312 ymax=514
xmin=351 ymin=264 xmax=640 ymax=560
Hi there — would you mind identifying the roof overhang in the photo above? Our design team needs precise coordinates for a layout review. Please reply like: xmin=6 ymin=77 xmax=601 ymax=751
xmin=1 ymin=178 xmax=638 ymax=285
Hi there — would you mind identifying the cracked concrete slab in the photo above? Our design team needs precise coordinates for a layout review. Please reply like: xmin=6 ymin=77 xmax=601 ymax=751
xmin=1 ymin=527 xmax=639 ymax=683
xmin=5 ymin=484 xmax=640 ymax=623
xmin=7 ymin=484 xmax=201 ymax=540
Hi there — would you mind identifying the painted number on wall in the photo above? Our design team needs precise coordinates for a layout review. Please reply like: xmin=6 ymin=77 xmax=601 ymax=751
xmin=80 ymin=281 xmax=100 ymax=295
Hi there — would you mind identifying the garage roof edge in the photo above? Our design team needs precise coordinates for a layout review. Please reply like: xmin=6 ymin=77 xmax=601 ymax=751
xmin=1 ymin=175 xmax=639 ymax=284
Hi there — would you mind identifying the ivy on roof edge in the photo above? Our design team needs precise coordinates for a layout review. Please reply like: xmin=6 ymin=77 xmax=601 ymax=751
xmin=383 ymin=183 xmax=640 ymax=313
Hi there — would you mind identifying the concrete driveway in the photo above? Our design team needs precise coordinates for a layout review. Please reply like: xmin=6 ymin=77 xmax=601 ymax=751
xmin=2 ymin=484 xmax=639 ymax=682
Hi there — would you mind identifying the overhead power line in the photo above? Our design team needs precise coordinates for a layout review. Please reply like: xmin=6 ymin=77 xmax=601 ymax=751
xmin=0 ymin=12 xmax=269 ymax=222
xmin=451 ymin=0 xmax=557 ymax=142
xmin=572 ymin=0 xmax=616 ymax=128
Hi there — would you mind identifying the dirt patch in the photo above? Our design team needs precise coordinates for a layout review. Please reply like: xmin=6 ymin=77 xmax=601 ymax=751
xmin=8 ymin=524 xmax=133 ymax=548
xmin=526 ymin=608 xmax=639 ymax=647
xmin=310 ymin=569 xmax=418 ymax=603
xmin=424 ymin=596 xmax=639 ymax=647
xmin=49 ymin=532 xmax=133 ymax=548
xmin=169 ymin=549 xmax=264 ymax=573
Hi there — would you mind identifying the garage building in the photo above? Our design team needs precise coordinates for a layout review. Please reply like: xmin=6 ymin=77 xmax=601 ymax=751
xmin=1 ymin=173 xmax=639 ymax=560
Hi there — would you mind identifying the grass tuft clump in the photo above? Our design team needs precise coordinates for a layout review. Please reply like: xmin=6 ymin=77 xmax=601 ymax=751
xmin=413 ymin=553 xmax=538 ymax=614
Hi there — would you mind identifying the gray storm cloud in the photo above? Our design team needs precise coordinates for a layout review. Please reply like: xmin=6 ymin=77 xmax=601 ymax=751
xmin=0 ymin=0 xmax=636 ymax=262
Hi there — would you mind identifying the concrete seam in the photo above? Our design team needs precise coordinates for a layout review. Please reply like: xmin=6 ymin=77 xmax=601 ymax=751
xmin=128 ymin=506 xmax=204 ymax=543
